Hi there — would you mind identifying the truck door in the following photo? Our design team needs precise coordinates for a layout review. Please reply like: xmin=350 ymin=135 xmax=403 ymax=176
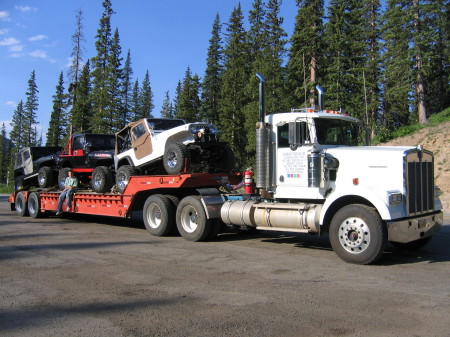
xmin=72 ymin=135 xmax=87 ymax=168
xmin=275 ymin=121 xmax=311 ymax=197
xmin=131 ymin=121 xmax=153 ymax=160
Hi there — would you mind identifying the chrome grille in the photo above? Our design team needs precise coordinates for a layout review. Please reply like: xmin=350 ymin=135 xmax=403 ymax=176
xmin=405 ymin=150 xmax=434 ymax=215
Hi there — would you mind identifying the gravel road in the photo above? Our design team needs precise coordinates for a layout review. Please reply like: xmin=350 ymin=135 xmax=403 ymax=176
xmin=1 ymin=194 xmax=449 ymax=337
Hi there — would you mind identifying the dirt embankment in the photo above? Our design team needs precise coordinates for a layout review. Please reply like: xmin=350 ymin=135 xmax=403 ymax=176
xmin=380 ymin=121 xmax=450 ymax=212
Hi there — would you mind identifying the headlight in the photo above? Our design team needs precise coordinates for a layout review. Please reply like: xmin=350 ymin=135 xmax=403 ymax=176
xmin=388 ymin=191 xmax=403 ymax=205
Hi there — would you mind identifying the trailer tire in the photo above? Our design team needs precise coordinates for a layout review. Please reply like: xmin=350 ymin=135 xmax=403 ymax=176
xmin=143 ymin=194 xmax=174 ymax=236
xmin=329 ymin=204 xmax=387 ymax=265
xmin=116 ymin=165 xmax=136 ymax=193
xmin=176 ymin=195 xmax=211 ymax=241
xmin=390 ymin=237 xmax=432 ymax=251
xmin=15 ymin=191 xmax=28 ymax=217
xmin=58 ymin=168 xmax=72 ymax=190
xmin=165 ymin=194 xmax=180 ymax=234
xmin=91 ymin=166 xmax=113 ymax=193
xmin=28 ymin=192 xmax=43 ymax=218
xmin=163 ymin=143 xmax=190 ymax=175
xmin=38 ymin=166 xmax=53 ymax=188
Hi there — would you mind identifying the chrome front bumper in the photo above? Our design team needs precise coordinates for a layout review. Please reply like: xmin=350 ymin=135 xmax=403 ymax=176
xmin=387 ymin=211 xmax=443 ymax=243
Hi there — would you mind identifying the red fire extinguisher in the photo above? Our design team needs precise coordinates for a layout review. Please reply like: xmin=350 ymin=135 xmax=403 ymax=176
xmin=244 ymin=168 xmax=254 ymax=194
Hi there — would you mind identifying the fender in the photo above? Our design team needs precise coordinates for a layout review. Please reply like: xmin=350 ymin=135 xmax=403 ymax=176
xmin=115 ymin=156 xmax=134 ymax=170
xmin=319 ymin=186 xmax=402 ymax=225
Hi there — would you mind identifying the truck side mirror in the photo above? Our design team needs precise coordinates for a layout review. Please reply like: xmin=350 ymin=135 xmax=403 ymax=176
xmin=84 ymin=142 xmax=92 ymax=153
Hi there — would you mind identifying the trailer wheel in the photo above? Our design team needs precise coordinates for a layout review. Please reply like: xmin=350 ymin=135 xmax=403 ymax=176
xmin=38 ymin=166 xmax=53 ymax=188
xmin=163 ymin=143 xmax=190 ymax=175
xmin=176 ymin=195 xmax=211 ymax=241
xmin=116 ymin=165 xmax=136 ymax=193
xmin=58 ymin=168 xmax=72 ymax=190
xmin=390 ymin=237 xmax=433 ymax=251
xmin=15 ymin=191 xmax=28 ymax=217
xmin=329 ymin=204 xmax=387 ymax=265
xmin=143 ymin=194 xmax=174 ymax=236
xmin=28 ymin=192 xmax=43 ymax=218
xmin=91 ymin=166 xmax=113 ymax=193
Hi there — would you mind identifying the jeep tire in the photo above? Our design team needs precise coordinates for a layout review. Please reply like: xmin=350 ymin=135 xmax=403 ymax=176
xmin=116 ymin=165 xmax=136 ymax=193
xmin=91 ymin=166 xmax=114 ymax=193
xmin=38 ymin=166 xmax=54 ymax=188
xmin=163 ymin=143 xmax=190 ymax=175
xmin=58 ymin=168 xmax=72 ymax=190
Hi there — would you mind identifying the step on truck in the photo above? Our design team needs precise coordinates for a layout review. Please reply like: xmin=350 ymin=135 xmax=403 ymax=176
xmin=9 ymin=74 xmax=443 ymax=264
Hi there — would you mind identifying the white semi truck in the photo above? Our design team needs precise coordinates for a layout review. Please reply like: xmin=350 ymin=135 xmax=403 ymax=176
xmin=217 ymin=74 xmax=443 ymax=264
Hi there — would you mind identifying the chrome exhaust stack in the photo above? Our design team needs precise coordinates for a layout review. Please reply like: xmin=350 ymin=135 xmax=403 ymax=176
xmin=255 ymin=73 xmax=270 ymax=191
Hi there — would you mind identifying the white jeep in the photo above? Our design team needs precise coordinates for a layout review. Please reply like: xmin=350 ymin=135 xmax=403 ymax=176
xmin=114 ymin=118 xmax=235 ymax=193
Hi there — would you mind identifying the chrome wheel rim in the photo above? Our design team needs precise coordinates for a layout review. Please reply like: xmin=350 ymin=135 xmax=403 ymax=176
xmin=146 ymin=203 xmax=162 ymax=229
xmin=167 ymin=151 xmax=178 ymax=168
xmin=180 ymin=205 xmax=198 ymax=233
xmin=338 ymin=217 xmax=370 ymax=254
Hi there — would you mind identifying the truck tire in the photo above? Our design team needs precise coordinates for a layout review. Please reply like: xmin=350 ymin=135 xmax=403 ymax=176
xmin=58 ymin=168 xmax=72 ymax=190
xmin=329 ymin=204 xmax=387 ymax=265
xmin=28 ymin=192 xmax=43 ymax=218
xmin=163 ymin=143 xmax=190 ymax=175
xmin=165 ymin=194 xmax=180 ymax=234
xmin=15 ymin=191 xmax=28 ymax=217
xmin=116 ymin=165 xmax=136 ymax=193
xmin=38 ymin=166 xmax=53 ymax=188
xmin=91 ymin=166 xmax=113 ymax=193
xmin=390 ymin=237 xmax=433 ymax=251
xmin=176 ymin=195 xmax=211 ymax=241
xmin=15 ymin=175 xmax=25 ymax=191
xmin=143 ymin=194 xmax=175 ymax=236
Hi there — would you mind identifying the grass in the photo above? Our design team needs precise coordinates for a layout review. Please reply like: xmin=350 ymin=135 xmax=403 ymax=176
xmin=0 ymin=184 xmax=14 ymax=194
xmin=372 ymin=107 xmax=450 ymax=144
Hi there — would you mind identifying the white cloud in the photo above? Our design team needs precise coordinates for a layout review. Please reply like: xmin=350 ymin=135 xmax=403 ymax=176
xmin=15 ymin=6 xmax=37 ymax=13
xmin=0 ymin=28 xmax=9 ymax=35
xmin=0 ymin=37 xmax=20 ymax=46
xmin=0 ymin=11 xmax=10 ymax=21
xmin=11 ymin=52 xmax=25 ymax=58
xmin=28 ymin=49 xmax=48 ymax=59
xmin=28 ymin=34 xmax=48 ymax=42
xmin=9 ymin=44 xmax=24 ymax=52
xmin=6 ymin=101 xmax=16 ymax=107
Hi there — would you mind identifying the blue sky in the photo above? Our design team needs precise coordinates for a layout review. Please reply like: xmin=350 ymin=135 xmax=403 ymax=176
xmin=0 ymin=1 xmax=298 ymax=140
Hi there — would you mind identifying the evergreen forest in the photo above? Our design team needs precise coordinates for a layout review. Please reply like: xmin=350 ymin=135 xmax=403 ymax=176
xmin=1 ymin=0 xmax=449 ymax=186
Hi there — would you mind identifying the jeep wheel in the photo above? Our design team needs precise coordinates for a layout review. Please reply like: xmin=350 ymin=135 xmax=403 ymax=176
xmin=211 ymin=143 xmax=235 ymax=172
xmin=58 ymin=168 xmax=72 ymax=190
xmin=15 ymin=175 xmax=25 ymax=190
xmin=163 ymin=143 xmax=190 ymax=175
xmin=38 ymin=166 xmax=54 ymax=188
xmin=116 ymin=165 xmax=136 ymax=193
xmin=91 ymin=166 xmax=114 ymax=193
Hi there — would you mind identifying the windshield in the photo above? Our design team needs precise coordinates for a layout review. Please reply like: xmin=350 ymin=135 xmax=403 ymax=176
xmin=86 ymin=135 xmax=116 ymax=151
xmin=147 ymin=119 xmax=185 ymax=131
xmin=314 ymin=118 xmax=358 ymax=146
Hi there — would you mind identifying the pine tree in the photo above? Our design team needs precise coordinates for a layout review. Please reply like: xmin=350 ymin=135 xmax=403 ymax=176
xmin=219 ymin=4 xmax=251 ymax=167
xmin=121 ymin=50 xmax=133 ymax=125
xmin=172 ymin=81 xmax=182 ymax=118
xmin=107 ymin=28 xmax=124 ymax=131
xmin=91 ymin=0 xmax=114 ymax=132
xmin=10 ymin=100 xmax=25 ymax=151
xmin=68 ymin=8 xmax=85 ymax=107
xmin=137 ymin=71 xmax=154 ymax=119
xmin=46 ymin=72 xmax=67 ymax=146
xmin=287 ymin=0 xmax=325 ymax=108
xmin=201 ymin=14 xmax=223 ymax=124
xmin=23 ymin=70 xmax=39 ymax=146
xmin=71 ymin=60 xmax=92 ymax=132
xmin=0 ymin=123 xmax=8 ymax=183
xmin=177 ymin=67 xmax=201 ymax=122
xmin=382 ymin=0 xmax=413 ymax=131
xmin=161 ymin=91 xmax=174 ymax=119
xmin=130 ymin=79 xmax=140 ymax=122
